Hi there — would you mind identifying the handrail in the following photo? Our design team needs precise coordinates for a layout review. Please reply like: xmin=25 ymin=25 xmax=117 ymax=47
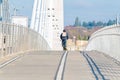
xmin=0 ymin=22 xmax=50 ymax=58
xmin=90 ymin=25 xmax=120 ymax=40
xmin=86 ymin=25 xmax=120 ymax=61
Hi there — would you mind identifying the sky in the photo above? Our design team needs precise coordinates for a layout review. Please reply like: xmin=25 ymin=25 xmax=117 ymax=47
xmin=9 ymin=0 xmax=120 ymax=26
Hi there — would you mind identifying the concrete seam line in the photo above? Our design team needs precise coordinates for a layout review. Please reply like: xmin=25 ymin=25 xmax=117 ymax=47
xmin=86 ymin=53 xmax=105 ymax=80
xmin=0 ymin=56 xmax=20 ymax=69
xmin=54 ymin=52 xmax=65 ymax=80
xmin=82 ymin=51 xmax=105 ymax=80
xmin=61 ymin=51 xmax=68 ymax=80
xmin=55 ymin=51 xmax=68 ymax=80
xmin=82 ymin=52 xmax=98 ymax=80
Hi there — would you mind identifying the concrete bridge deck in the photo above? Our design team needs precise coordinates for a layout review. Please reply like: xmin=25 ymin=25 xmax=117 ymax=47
xmin=0 ymin=51 xmax=120 ymax=80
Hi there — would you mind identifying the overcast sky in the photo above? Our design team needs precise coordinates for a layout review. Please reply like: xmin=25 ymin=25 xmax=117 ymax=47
xmin=9 ymin=0 xmax=120 ymax=26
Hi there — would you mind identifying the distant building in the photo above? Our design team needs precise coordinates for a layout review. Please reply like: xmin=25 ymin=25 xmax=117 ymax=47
xmin=0 ymin=0 xmax=10 ymax=22
xmin=11 ymin=16 xmax=28 ymax=27
xmin=31 ymin=0 xmax=64 ymax=50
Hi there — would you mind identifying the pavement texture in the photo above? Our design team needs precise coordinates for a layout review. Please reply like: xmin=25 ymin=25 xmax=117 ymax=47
xmin=86 ymin=51 xmax=120 ymax=80
xmin=0 ymin=51 xmax=63 ymax=80
xmin=64 ymin=51 xmax=95 ymax=80
xmin=0 ymin=51 xmax=120 ymax=80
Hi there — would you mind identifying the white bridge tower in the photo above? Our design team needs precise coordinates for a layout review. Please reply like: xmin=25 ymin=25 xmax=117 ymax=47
xmin=30 ymin=0 xmax=64 ymax=50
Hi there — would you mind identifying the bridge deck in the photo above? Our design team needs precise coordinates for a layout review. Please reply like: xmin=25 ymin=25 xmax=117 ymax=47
xmin=64 ymin=51 xmax=94 ymax=80
xmin=0 ymin=51 xmax=120 ymax=80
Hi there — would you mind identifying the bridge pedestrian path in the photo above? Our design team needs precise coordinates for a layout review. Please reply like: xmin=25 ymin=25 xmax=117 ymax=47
xmin=0 ymin=51 xmax=120 ymax=80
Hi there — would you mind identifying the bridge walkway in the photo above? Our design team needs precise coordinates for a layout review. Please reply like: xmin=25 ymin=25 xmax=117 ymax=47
xmin=0 ymin=51 xmax=120 ymax=80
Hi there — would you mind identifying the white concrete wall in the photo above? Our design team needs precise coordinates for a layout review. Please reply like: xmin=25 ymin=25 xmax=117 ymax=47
xmin=86 ymin=25 xmax=120 ymax=61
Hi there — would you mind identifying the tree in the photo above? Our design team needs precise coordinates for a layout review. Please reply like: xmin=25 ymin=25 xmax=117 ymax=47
xmin=107 ymin=20 xmax=113 ymax=26
xmin=79 ymin=21 xmax=81 ymax=26
xmin=107 ymin=19 xmax=116 ymax=26
xmin=96 ymin=21 xmax=103 ymax=26
xmin=92 ymin=21 xmax=96 ymax=26
xmin=74 ymin=17 xmax=80 ymax=27
xmin=82 ymin=21 xmax=88 ymax=27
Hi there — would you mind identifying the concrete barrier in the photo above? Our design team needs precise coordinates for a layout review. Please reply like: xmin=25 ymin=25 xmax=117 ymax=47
xmin=86 ymin=25 xmax=120 ymax=61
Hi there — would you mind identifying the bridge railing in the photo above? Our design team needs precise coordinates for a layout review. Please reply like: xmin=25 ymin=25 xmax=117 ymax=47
xmin=85 ymin=25 xmax=120 ymax=61
xmin=0 ymin=22 xmax=50 ymax=58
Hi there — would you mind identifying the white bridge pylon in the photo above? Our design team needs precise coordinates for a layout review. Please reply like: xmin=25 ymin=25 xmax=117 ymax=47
xmin=30 ymin=0 xmax=64 ymax=50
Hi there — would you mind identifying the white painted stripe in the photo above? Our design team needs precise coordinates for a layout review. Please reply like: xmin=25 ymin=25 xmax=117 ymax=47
xmin=0 ymin=56 xmax=20 ymax=69
xmin=56 ymin=51 xmax=68 ymax=80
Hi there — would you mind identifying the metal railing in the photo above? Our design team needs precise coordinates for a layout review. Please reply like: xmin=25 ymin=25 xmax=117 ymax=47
xmin=0 ymin=22 xmax=50 ymax=58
